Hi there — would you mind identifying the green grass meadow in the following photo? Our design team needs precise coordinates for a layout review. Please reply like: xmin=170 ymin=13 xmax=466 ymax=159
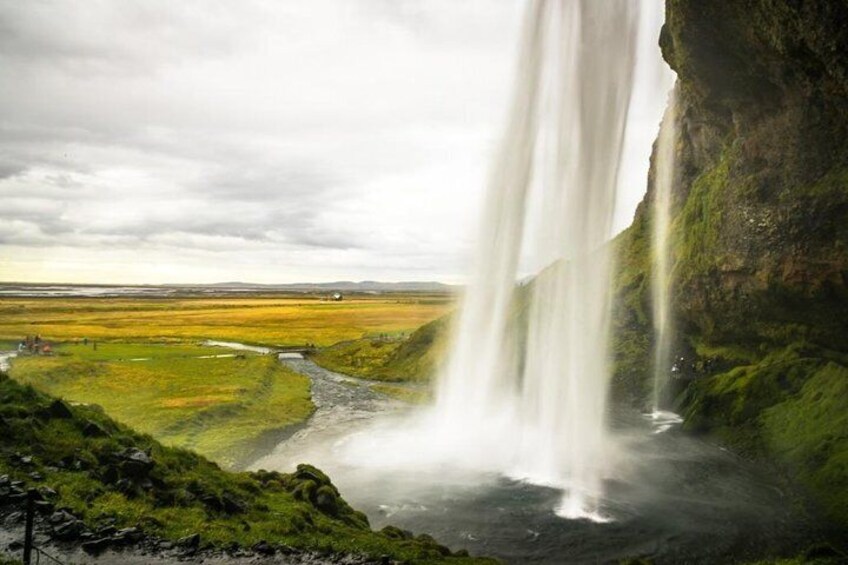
xmin=9 ymin=342 xmax=313 ymax=469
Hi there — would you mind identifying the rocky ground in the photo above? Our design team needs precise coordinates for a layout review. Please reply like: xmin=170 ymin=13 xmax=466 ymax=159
xmin=0 ymin=471 xmax=393 ymax=565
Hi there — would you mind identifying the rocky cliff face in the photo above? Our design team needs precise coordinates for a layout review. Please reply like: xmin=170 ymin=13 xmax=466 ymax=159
xmin=613 ymin=0 xmax=848 ymax=530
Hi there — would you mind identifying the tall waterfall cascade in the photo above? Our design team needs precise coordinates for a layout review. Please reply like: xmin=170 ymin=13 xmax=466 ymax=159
xmin=651 ymin=89 xmax=680 ymax=415
xmin=434 ymin=0 xmax=640 ymax=519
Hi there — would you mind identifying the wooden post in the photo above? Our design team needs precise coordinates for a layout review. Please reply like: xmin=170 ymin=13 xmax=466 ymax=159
xmin=23 ymin=489 xmax=35 ymax=565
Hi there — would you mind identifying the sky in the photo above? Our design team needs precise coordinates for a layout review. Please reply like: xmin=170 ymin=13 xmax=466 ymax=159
xmin=0 ymin=0 xmax=672 ymax=285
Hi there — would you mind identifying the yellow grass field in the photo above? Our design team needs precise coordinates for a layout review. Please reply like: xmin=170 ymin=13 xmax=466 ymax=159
xmin=0 ymin=295 xmax=453 ymax=346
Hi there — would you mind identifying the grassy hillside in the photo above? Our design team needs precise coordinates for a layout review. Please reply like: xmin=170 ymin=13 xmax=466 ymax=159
xmin=9 ymin=342 xmax=313 ymax=469
xmin=0 ymin=295 xmax=451 ymax=346
xmin=312 ymin=317 xmax=449 ymax=383
xmin=0 ymin=372 xmax=491 ymax=564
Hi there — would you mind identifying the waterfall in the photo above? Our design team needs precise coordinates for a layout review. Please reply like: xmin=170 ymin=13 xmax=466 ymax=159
xmin=434 ymin=0 xmax=640 ymax=519
xmin=650 ymin=88 xmax=679 ymax=414
xmin=434 ymin=0 xmax=546 ymax=428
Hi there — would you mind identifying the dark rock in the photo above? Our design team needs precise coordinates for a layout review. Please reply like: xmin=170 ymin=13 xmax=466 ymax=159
xmin=82 ymin=537 xmax=112 ymax=555
xmin=35 ymin=500 xmax=55 ymax=514
xmin=252 ymin=540 xmax=275 ymax=556
xmin=111 ymin=527 xmax=143 ymax=545
xmin=115 ymin=478 xmax=133 ymax=493
xmin=315 ymin=485 xmax=339 ymax=516
xmin=221 ymin=492 xmax=246 ymax=514
xmin=49 ymin=510 xmax=76 ymax=525
xmin=10 ymin=453 xmax=33 ymax=467
xmin=100 ymin=464 xmax=119 ymax=484
xmin=82 ymin=420 xmax=109 ymax=438
xmin=119 ymin=448 xmax=154 ymax=478
xmin=96 ymin=525 xmax=117 ymax=538
xmin=177 ymin=533 xmax=200 ymax=549
xmin=38 ymin=486 xmax=58 ymax=499
xmin=200 ymin=494 xmax=224 ymax=512
xmin=46 ymin=399 xmax=74 ymax=419
xmin=53 ymin=519 xmax=87 ymax=541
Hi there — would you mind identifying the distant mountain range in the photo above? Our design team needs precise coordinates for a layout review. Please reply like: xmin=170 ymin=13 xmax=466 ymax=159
xmin=0 ymin=280 xmax=456 ymax=297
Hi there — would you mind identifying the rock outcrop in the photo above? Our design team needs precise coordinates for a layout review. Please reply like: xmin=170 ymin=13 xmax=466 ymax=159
xmin=612 ymin=0 xmax=848 ymax=532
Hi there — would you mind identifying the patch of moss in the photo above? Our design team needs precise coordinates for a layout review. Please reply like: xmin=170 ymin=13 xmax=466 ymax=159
xmin=678 ymin=343 xmax=848 ymax=530
xmin=761 ymin=362 xmax=848 ymax=526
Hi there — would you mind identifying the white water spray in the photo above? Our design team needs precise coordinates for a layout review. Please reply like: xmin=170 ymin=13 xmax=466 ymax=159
xmin=435 ymin=0 xmax=640 ymax=519
xmin=650 ymin=88 xmax=679 ymax=414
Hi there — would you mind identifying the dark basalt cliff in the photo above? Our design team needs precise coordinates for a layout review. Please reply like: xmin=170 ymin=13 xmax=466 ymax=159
xmin=613 ymin=0 xmax=848 ymax=532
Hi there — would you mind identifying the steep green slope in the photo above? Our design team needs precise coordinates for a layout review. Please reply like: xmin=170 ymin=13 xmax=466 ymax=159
xmin=312 ymin=317 xmax=449 ymax=383
xmin=0 ymin=372 xmax=490 ymax=563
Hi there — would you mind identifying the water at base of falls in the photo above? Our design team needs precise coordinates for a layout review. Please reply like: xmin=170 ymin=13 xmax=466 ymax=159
xmin=252 ymin=360 xmax=822 ymax=564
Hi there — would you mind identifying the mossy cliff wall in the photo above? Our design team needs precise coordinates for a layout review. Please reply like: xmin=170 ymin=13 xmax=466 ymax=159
xmin=612 ymin=0 xmax=848 ymax=529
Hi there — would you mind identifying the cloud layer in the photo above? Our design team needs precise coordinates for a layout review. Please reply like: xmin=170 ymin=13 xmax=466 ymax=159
xmin=0 ymin=0 xmax=668 ymax=284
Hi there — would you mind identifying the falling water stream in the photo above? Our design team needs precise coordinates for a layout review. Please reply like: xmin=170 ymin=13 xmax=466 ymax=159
xmin=650 ymin=89 xmax=680 ymax=416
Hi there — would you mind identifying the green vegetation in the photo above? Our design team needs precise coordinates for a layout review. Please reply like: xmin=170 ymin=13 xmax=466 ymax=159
xmin=0 ymin=295 xmax=452 ymax=347
xmin=9 ymin=342 xmax=313 ymax=469
xmin=609 ymin=213 xmax=654 ymax=406
xmin=0 ymin=373 xmax=489 ymax=563
xmin=680 ymin=342 xmax=848 ymax=527
xmin=371 ymin=383 xmax=431 ymax=404
xmin=313 ymin=317 xmax=449 ymax=383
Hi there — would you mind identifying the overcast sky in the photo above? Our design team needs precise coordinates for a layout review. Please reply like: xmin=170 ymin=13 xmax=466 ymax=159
xmin=0 ymin=0 xmax=671 ymax=284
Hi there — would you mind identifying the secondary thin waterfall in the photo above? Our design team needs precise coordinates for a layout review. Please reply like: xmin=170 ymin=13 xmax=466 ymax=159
xmin=651 ymin=88 xmax=679 ymax=413
xmin=435 ymin=0 xmax=639 ymax=519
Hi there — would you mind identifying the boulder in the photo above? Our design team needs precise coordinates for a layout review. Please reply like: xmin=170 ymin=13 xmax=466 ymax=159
xmin=118 ymin=448 xmax=154 ymax=478
xmin=221 ymin=492 xmax=246 ymax=514
xmin=82 ymin=420 xmax=109 ymax=438
xmin=53 ymin=519 xmax=87 ymax=541
xmin=177 ymin=533 xmax=201 ymax=549
xmin=252 ymin=540 xmax=276 ymax=556
xmin=82 ymin=537 xmax=112 ymax=555
xmin=111 ymin=527 xmax=143 ymax=545
xmin=48 ymin=510 xmax=76 ymax=525
xmin=46 ymin=399 xmax=74 ymax=419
